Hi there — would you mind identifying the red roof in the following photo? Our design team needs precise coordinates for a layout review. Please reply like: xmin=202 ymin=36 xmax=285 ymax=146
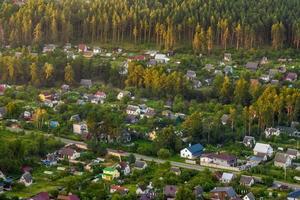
xmin=32 ymin=192 xmax=50 ymax=200
xmin=111 ymin=185 xmax=128 ymax=192
xmin=95 ymin=91 xmax=106 ymax=97
xmin=128 ymin=55 xmax=146 ymax=61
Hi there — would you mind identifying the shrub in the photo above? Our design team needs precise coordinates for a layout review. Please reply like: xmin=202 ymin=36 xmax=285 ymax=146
xmin=157 ymin=148 xmax=171 ymax=159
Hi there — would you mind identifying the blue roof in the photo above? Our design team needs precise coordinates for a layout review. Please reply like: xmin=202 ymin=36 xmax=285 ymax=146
xmin=187 ymin=143 xmax=204 ymax=155
xmin=288 ymin=190 xmax=300 ymax=198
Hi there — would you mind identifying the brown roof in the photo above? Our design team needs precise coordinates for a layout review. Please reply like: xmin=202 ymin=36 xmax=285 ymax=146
xmin=59 ymin=147 xmax=76 ymax=157
xmin=212 ymin=153 xmax=237 ymax=161
xmin=274 ymin=152 xmax=289 ymax=163
xmin=164 ymin=185 xmax=177 ymax=197
xmin=286 ymin=149 xmax=298 ymax=156
xmin=240 ymin=175 xmax=254 ymax=185
xmin=246 ymin=62 xmax=259 ymax=70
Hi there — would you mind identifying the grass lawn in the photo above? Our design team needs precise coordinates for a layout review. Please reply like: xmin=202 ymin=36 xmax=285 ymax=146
xmin=168 ymin=154 xmax=184 ymax=162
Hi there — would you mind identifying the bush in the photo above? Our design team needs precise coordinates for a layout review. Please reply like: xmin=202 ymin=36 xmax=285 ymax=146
xmin=157 ymin=148 xmax=171 ymax=159
xmin=262 ymin=176 xmax=274 ymax=187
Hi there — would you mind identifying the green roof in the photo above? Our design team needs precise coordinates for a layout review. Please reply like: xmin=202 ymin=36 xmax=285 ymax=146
xmin=103 ymin=167 xmax=116 ymax=172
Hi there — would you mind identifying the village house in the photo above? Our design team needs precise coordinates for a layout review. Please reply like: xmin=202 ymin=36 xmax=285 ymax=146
xmin=126 ymin=105 xmax=141 ymax=116
xmin=240 ymin=175 xmax=255 ymax=187
xmin=107 ymin=149 xmax=128 ymax=158
xmin=260 ymin=74 xmax=270 ymax=83
xmin=286 ymin=148 xmax=300 ymax=160
xmin=224 ymin=65 xmax=233 ymax=75
xmin=200 ymin=153 xmax=237 ymax=167
xmin=78 ymin=44 xmax=88 ymax=52
xmin=19 ymin=172 xmax=33 ymax=187
xmin=220 ymin=172 xmax=236 ymax=183
xmin=285 ymin=72 xmax=298 ymax=82
xmin=117 ymin=91 xmax=131 ymax=100
xmin=245 ymin=61 xmax=259 ymax=71
xmin=61 ymin=84 xmax=70 ymax=92
xmin=80 ymin=79 xmax=92 ymax=88
xmin=204 ymin=64 xmax=215 ymax=72
xmin=180 ymin=143 xmax=204 ymax=159
xmin=0 ymin=107 xmax=6 ymax=119
xmin=43 ymin=44 xmax=56 ymax=53
xmin=63 ymin=43 xmax=72 ymax=51
xmin=186 ymin=70 xmax=197 ymax=80
xmin=73 ymin=122 xmax=88 ymax=134
xmin=42 ymin=153 xmax=58 ymax=166
xmin=154 ymin=53 xmax=170 ymax=63
xmin=224 ymin=53 xmax=232 ymax=62
xmin=29 ymin=192 xmax=50 ymax=200
xmin=253 ymin=143 xmax=273 ymax=158
xmin=58 ymin=147 xmax=80 ymax=160
xmin=163 ymin=185 xmax=177 ymax=200
xmin=170 ymin=167 xmax=181 ymax=176
xmin=193 ymin=185 xmax=204 ymax=199
xmin=243 ymin=136 xmax=256 ymax=148
xmin=94 ymin=91 xmax=107 ymax=99
xmin=57 ymin=194 xmax=80 ymax=200
xmin=128 ymin=55 xmax=146 ymax=62
xmin=210 ymin=187 xmax=237 ymax=200
xmin=136 ymin=182 xmax=155 ymax=199
xmin=287 ymin=190 xmax=300 ymax=200
xmin=110 ymin=185 xmax=129 ymax=195
xmin=93 ymin=47 xmax=102 ymax=55
xmin=265 ymin=127 xmax=280 ymax=138
xmin=102 ymin=167 xmax=120 ymax=181
xmin=192 ymin=80 xmax=202 ymax=89
xmin=116 ymin=161 xmax=131 ymax=176
xmin=0 ymin=171 xmax=5 ymax=179
xmin=134 ymin=160 xmax=147 ymax=170
xmin=221 ymin=114 xmax=230 ymax=125
xmin=260 ymin=56 xmax=268 ymax=65
xmin=243 ymin=192 xmax=255 ymax=200
xmin=274 ymin=152 xmax=292 ymax=168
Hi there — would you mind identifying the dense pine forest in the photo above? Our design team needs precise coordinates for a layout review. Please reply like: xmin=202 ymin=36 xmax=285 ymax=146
xmin=1 ymin=0 xmax=300 ymax=49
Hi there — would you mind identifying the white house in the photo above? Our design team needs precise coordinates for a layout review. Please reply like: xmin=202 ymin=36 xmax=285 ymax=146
xmin=116 ymin=162 xmax=131 ymax=176
xmin=180 ymin=143 xmax=204 ymax=159
xmin=154 ymin=53 xmax=170 ymax=63
xmin=221 ymin=172 xmax=236 ymax=183
xmin=19 ymin=172 xmax=33 ymax=187
xmin=73 ymin=122 xmax=88 ymax=134
xmin=274 ymin=152 xmax=292 ymax=168
xmin=243 ymin=192 xmax=255 ymax=200
xmin=117 ymin=91 xmax=131 ymax=100
xmin=58 ymin=147 xmax=81 ymax=160
xmin=93 ymin=47 xmax=102 ymax=55
xmin=126 ymin=105 xmax=140 ymax=116
xmin=264 ymin=127 xmax=280 ymax=138
xmin=253 ymin=143 xmax=273 ymax=158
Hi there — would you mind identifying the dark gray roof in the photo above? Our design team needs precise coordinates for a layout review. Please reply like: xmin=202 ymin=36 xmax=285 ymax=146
xmin=80 ymin=79 xmax=92 ymax=87
xmin=210 ymin=187 xmax=236 ymax=198
xmin=244 ymin=192 xmax=255 ymax=200
xmin=22 ymin=172 xmax=32 ymax=183
xmin=135 ymin=160 xmax=146 ymax=169
xmin=240 ymin=175 xmax=254 ymax=185
xmin=288 ymin=190 xmax=300 ymax=198
xmin=243 ymin=136 xmax=255 ymax=143
xmin=246 ymin=62 xmax=259 ymax=70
